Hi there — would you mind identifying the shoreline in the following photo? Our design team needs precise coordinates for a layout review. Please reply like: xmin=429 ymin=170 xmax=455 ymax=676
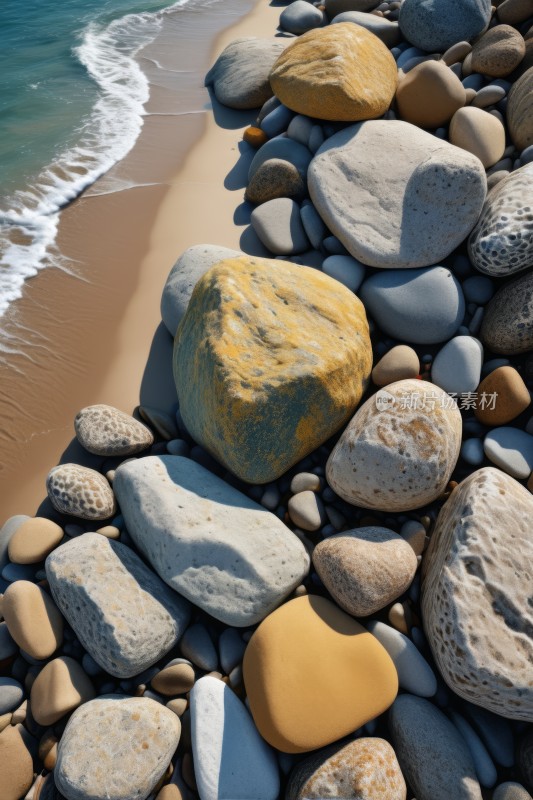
xmin=0 ymin=0 xmax=282 ymax=518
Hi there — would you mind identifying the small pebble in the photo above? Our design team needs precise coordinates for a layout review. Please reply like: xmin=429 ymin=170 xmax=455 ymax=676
xmin=400 ymin=519 xmax=427 ymax=556
xmin=288 ymin=491 xmax=324 ymax=531
xmin=180 ymin=624 xmax=218 ymax=672
xmin=461 ymin=437 xmax=485 ymax=466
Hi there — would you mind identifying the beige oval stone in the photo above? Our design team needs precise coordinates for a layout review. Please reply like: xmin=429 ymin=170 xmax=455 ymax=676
xmin=3 ymin=581 xmax=63 ymax=660
xmin=507 ymin=67 xmax=533 ymax=152
xmin=269 ymin=23 xmax=397 ymax=121
xmin=7 ymin=517 xmax=63 ymax=565
xmin=75 ymin=403 xmax=154 ymax=456
xmin=166 ymin=698 xmax=188 ymax=717
xmin=326 ymin=379 xmax=462 ymax=512
xmin=0 ymin=725 xmax=33 ymax=800
xmin=313 ymin=527 xmax=418 ymax=616
xmin=474 ymin=366 xmax=531 ymax=425
xmin=152 ymin=664 xmax=195 ymax=696
xmin=471 ymin=24 xmax=526 ymax=77
xmin=396 ymin=60 xmax=466 ymax=129
xmin=30 ymin=656 xmax=95 ymax=726
xmin=372 ymin=345 xmax=420 ymax=386
xmin=157 ymin=786 xmax=184 ymax=800
xmin=449 ymin=106 xmax=506 ymax=168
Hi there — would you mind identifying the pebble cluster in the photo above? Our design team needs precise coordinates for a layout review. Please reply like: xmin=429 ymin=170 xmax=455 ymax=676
xmin=1 ymin=0 xmax=533 ymax=799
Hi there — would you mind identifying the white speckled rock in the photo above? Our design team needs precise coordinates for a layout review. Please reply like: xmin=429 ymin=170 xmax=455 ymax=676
xmin=326 ymin=379 xmax=462 ymax=512
xmin=422 ymin=467 xmax=533 ymax=721
xmin=55 ymin=695 xmax=181 ymax=800
xmin=313 ymin=528 xmax=418 ymax=617
xmin=431 ymin=336 xmax=483 ymax=395
xmin=191 ymin=676 xmax=279 ymax=800
xmin=483 ymin=427 xmax=533 ymax=479
xmin=75 ymin=404 xmax=153 ymax=456
xmin=205 ymin=38 xmax=287 ymax=109
xmin=468 ymin=163 xmax=533 ymax=277
xmin=46 ymin=464 xmax=116 ymax=521
xmin=367 ymin=620 xmax=437 ymax=698
xmin=46 ymin=533 xmax=190 ymax=678
xmin=113 ymin=456 xmax=310 ymax=627
xmin=308 ymin=120 xmax=486 ymax=268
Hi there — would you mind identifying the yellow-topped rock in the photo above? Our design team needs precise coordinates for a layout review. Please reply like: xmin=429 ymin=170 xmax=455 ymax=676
xmin=269 ymin=23 xmax=397 ymax=122
xmin=242 ymin=595 xmax=398 ymax=753
xmin=173 ymin=255 xmax=372 ymax=483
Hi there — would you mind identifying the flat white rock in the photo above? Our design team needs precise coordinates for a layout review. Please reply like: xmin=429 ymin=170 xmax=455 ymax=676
xmin=483 ymin=427 xmax=533 ymax=479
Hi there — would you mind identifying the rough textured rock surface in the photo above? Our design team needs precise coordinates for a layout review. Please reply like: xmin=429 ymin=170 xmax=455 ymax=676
xmin=74 ymin=404 xmax=153 ymax=456
xmin=269 ymin=24 xmax=397 ymax=122
xmin=422 ymin=468 xmax=533 ymax=721
xmin=46 ymin=464 xmax=116 ymax=520
xmin=113 ymin=456 xmax=310 ymax=627
xmin=507 ymin=67 xmax=533 ymax=152
xmin=313 ymin=527 xmax=418 ymax=616
xmin=471 ymin=25 xmax=526 ymax=77
xmin=285 ymin=737 xmax=407 ymax=800
xmin=468 ymin=163 xmax=533 ymax=277
xmin=399 ymin=0 xmax=492 ymax=52
xmin=173 ymin=256 xmax=372 ymax=483
xmin=245 ymin=158 xmax=305 ymax=204
xmin=308 ymin=120 xmax=486 ymax=268
xmin=205 ymin=38 xmax=287 ymax=109
xmin=243 ymin=595 xmax=397 ymax=753
xmin=55 ymin=695 xmax=181 ymax=800
xmin=326 ymin=379 xmax=462 ymax=512
xmin=480 ymin=270 xmax=533 ymax=354
xmin=46 ymin=533 xmax=190 ymax=678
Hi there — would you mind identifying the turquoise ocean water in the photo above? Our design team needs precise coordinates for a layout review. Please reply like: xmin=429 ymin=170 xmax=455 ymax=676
xmin=0 ymin=0 xmax=194 ymax=315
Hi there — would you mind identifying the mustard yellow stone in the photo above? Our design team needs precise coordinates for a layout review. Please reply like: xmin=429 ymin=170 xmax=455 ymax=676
xmin=173 ymin=256 xmax=372 ymax=483
xmin=242 ymin=595 xmax=398 ymax=753
xmin=269 ymin=23 xmax=398 ymax=122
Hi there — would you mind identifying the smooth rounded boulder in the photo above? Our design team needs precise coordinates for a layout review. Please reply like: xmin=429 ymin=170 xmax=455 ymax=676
xmin=480 ymin=270 xmax=533 ymax=354
xmin=269 ymin=24 xmax=397 ymax=122
xmin=173 ymin=256 xmax=372 ymax=483
xmin=308 ymin=120 xmax=486 ymax=268
xmin=205 ymin=38 xmax=287 ymax=109
xmin=399 ymin=0 xmax=492 ymax=52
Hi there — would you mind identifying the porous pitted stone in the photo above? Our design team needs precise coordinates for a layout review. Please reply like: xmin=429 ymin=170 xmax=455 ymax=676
xmin=326 ymin=379 xmax=462 ymax=512
xmin=480 ymin=270 xmax=533 ymax=354
xmin=74 ymin=404 xmax=153 ymax=456
xmin=269 ymin=24 xmax=397 ymax=122
xmin=46 ymin=464 xmax=116 ymax=520
xmin=471 ymin=25 xmax=526 ymax=77
xmin=399 ymin=0 xmax=492 ymax=52
xmin=2 ymin=580 xmax=63 ymax=660
xmin=55 ymin=695 xmax=181 ymax=800
xmin=113 ymin=456 xmax=310 ymax=627
xmin=46 ymin=533 xmax=190 ymax=678
xmin=172 ymin=256 xmax=372 ymax=483
xmin=422 ymin=467 xmax=533 ymax=721
xmin=205 ymin=38 xmax=287 ymax=109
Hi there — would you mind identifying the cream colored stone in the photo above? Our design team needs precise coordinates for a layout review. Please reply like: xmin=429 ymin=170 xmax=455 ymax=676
xmin=30 ymin=656 xmax=95 ymax=726
xmin=449 ymin=106 xmax=506 ymax=168
xmin=75 ymin=403 xmax=154 ymax=456
xmin=3 ymin=581 xmax=63 ymax=660
xmin=0 ymin=726 xmax=33 ymax=800
xmin=46 ymin=464 xmax=116 ymax=521
xmin=8 ymin=517 xmax=63 ymax=565
xmin=152 ymin=664 xmax=195 ymax=697
xmin=372 ymin=346 xmax=420 ymax=386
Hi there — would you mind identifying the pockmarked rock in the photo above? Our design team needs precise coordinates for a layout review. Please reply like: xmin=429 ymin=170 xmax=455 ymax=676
xmin=205 ymin=38 xmax=287 ymax=109
xmin=313 ymin=527 xmax=418 ymax=616
xmin=74 ymin=404 xmax=154 ymax=456
xmin=46 ymin=533 xmax=190 ymax=678
xmin=113 ymin=456 xmax=310 ymax=627
xmin=172 ymin=256 xmax=372 ymax=482
xmin=389 ymin=694 xmax=482 ymax=800
xmin=31 ymin=656 xmax=95 ymax=726
xmin=326 ymin=379 xmax=462 ymax=512
xmin=190 ymin=676 xmax=279 ymax=800
xmin=422 ymin=468 xmax=533 ymax=721
xmin=2 ymin=580 xmax=63 ymax=660
xmin=46 ymin=464 xmax=116 ymax=521
xmin=468 ymin=163 xmax=533 ymax=278
xmin=308 ymin=120 xmax=486 ymax=268
xmin=396 ymin=60 xmax=466 ymax=129
xmin=269 ymin=24 xmax=397 ymax=122
xmin=507 ymin=67 xmax=533 ymax=152
xmin=55 ymin=695 xmax=181 ymax=800
xmin=242 ymin=595 xmax=398 ymax=753
xmin=480 ymin=270 xmax=533 ymax=354
xmin=285 ymin=737 xmax=407 ymax=800
xmin=399 ymin=0 xmax=492 ymax=52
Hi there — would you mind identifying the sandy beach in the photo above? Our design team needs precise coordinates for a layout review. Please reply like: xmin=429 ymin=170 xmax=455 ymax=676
xmin=0 ymin=0 xmax=282 ymax=518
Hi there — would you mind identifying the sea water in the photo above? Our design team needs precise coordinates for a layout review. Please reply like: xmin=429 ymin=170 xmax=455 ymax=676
xmin=0 ymin=0 xmax=196 ymax=316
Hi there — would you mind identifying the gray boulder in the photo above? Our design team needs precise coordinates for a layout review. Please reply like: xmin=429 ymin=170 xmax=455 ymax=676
xmin=205 ymin=38 xmax=287 ymax=109
xmin=251 ymin=198 xmax=310 ymax=255
xmin=280 ymin=1 xmax=324 ymax=35
xmin=331 ymin=11 xmax=401 ymax=47
xmin=399 ymin=0 xmax=492 ymax=52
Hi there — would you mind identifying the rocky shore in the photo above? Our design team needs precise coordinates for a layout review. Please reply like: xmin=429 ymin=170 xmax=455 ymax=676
xmin=1 ymin=0 xmax=533 ymax=798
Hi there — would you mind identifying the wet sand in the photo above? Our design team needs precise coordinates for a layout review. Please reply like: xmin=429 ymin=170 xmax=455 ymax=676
xmin=0 ymin=0 xmax=283 ymax=518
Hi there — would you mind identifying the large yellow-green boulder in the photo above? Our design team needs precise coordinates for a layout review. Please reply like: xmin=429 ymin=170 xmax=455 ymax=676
xmin=173 ymin=256 xmax=372 ymax=483
xmin=269 ymin=23 xmax=397 ymax=122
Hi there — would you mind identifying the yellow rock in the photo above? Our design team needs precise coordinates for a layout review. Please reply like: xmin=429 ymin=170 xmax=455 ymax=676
xmin=242 ymin=595 xmax=398 ymax=752
xmin=173 ymin=256 xmax=372 ymax=483
xmin=8 ymin=517 xmax=63 ymax=564
xmin=269 ymin=24 xmax=397 ymax=122
xmin=3 ymin=580 xmax=63 ymax=660
xmin=30 ymin=656 xmax=95 ymax=726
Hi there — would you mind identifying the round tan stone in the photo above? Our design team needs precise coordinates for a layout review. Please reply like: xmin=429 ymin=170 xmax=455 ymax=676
xmin=242 ymin=595 xmax=398 ymax=753
xmin=449 ymin=106 xmax=506 ymax=168
xmin=30 ymin=656 xmax=95 ymax=726
xmin=166 ymin=698 xmax=188 ymax=717
xmin=269 ymin=24 xmax=397 ymax=122
xmin=507 ymin=67 xmax=533 ymax=152
xmin=475 ymin=366 xmax=531 ymax=425
xmin=372 ymin=345 xmax=420 ymax=386
xmin=152 ymin=664 xmax=195 ymax=696
xmin=498 ymin=0 xmax=533 ymax=25
xmin=396 ymin=60 xmax=466 ymax=129
xmin=471 ymin=24 xmax=526 ymax=77
xmin=156 ymin=786 xmax=184 ymax=800
xmin=3 ymin=581 xmax=63 ymax=660
xmin=7 ymin=517 xmax=63 ymax=565
xmin=0 ymin=725 xmax=33 ymax=800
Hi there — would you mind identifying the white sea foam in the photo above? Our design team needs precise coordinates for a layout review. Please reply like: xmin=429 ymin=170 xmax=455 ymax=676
xmin=0 ymin=0 xmax=190 ymax=318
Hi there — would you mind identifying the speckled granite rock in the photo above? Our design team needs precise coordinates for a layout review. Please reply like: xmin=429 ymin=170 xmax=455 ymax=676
xmin=172 ymin=256 xmax=372 ymax=483
xmin=55 ymin=695 xmax=181 ymax=800
xmin=480 ymin=270 xmax=533 ymax=354
xmin=113 ymin=456 xmax=310 ymax=627
xmin=326 ymin=379 xmax=462 ymax=512
xmin=245 ymin=158 xmax=305 ymax=205
xmin=422 ymin=468 xmax=533 ymax=721
xmin=286 ymin=737 xmax=407 ymax=800
xmin=507 ymin=67 xmax=533 ymax=152
xmin=46 ymin=533 xmax=190 ymax=678
xmin=205 ymin=38 xmax=287 ymax=109
xmin=46 ymin=464 xmax=116 ymax=520
xmin=399 ymin=0 xmax=491 ymax=52
xmin=75 ymin=404 xmax=153 ymax=456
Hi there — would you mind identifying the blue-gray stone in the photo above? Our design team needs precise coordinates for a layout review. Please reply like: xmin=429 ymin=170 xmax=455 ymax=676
xmin=484 ymin=427 xmax=533 ymax=479
xmin=251 ymin=198 xmax=309 ymax=255
xmin=431 ymin=336 xmax=483 ymax=394
xmin=260 ymin=104 xmax=294 ymax=138
xmin=331 ymin=10 xmax=401 ymax=47
xmin=0 ymin=622 xmax=17 ymax=660
xmin=280 ymin=0 xmax=323 ymax=35
xmin=462 ymin=276 xmax=495 ymax=305
xmin=461 ymin=437 xmax=485 ymax=466
xmin=464 ymin=704 xmax=515 ymax=768
xmin=248 ymin=136 xmax=312 ymax=182
xmin=1 ymin=563 xmax=37 ymax=582
xmin=449 ymin=710 xmax=498 ymax=788
xmin=0 ymin=677 xmax=24 ymax=715
xmin=399 ymin=0 xmax=492 ymax=52
xmin=300 ymin=202 xmax=327 ymax=250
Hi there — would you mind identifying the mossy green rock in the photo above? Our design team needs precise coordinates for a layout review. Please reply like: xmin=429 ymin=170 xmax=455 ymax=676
xmin=173 ymin=255 xmax=372 ymax=483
